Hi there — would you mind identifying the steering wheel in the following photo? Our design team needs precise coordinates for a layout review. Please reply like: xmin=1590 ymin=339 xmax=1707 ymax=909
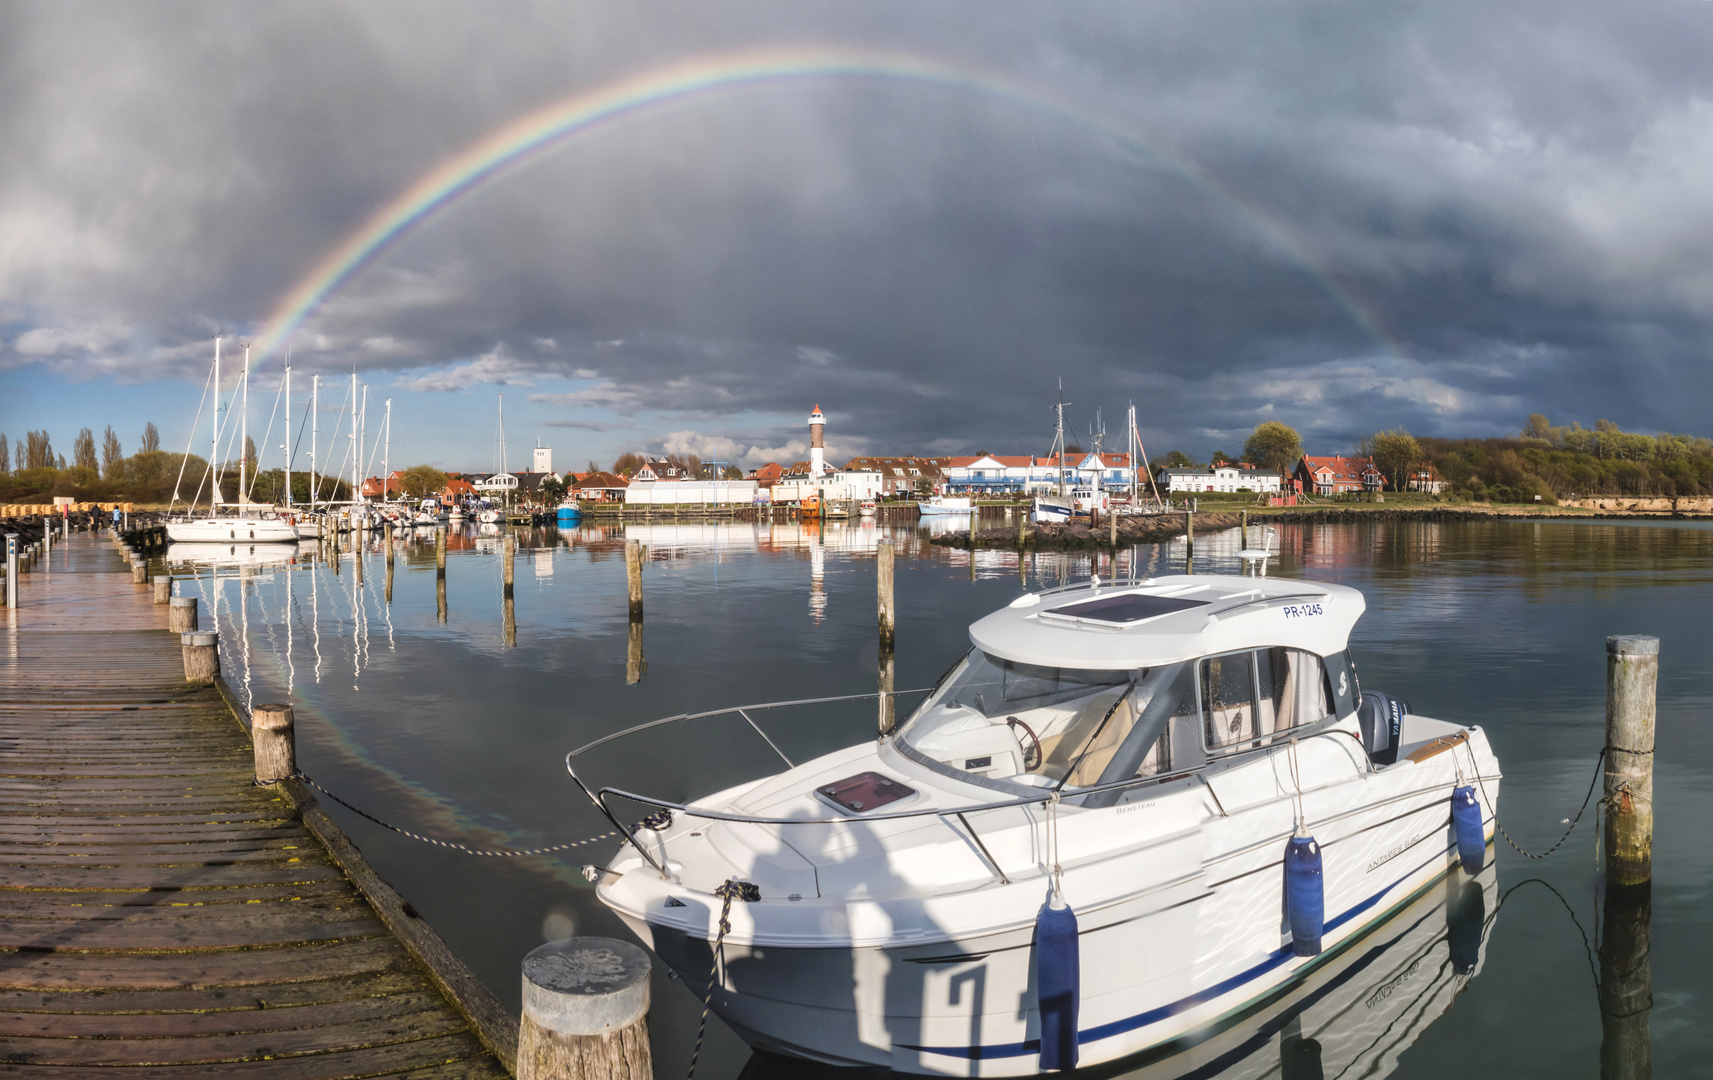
xmin=1007 ymin=716 xmax=1043 ymax=771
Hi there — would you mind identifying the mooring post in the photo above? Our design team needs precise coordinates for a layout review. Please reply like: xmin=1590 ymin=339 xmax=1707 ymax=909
xmin=4 ymin=534 xmax=16 ymax=609
xmin=169 ymin=595 xmax=198 ymax=633
xmin=180 ymin=630 xmax=218 ymax=684
xmin=436 ymin=527 xmax=446 ymax=578
xmin=354 ymin=540 xmax=364 ymax=585
xmin=1605 ymin=635 xmax=1658 ymax=887
xmin=251 ymin=702 xmax=296 ymax=783
xmin=1241 ymin=509 xmax=1248 ymax=549
xmin=151 ymin=575 xmax=171 ymax=605
xmin=625 ymin=540 xmax=643 ymax=619
xmin=132 ymin=558 xmax=148 ymax=585
xmin=384 ymin=521 xmax=394 ymax=564
xmin=517 ymin=937 xmax=652 ymax=1080
xmin=1109 ymin=505 xmax=1118 ymax=549
xmin=1018 ymin=510 xmax=1028 ymax=550
xmin=503 ymin=534 xmax=515 ymax=599
xmin=878 ymin=541 xmax=896 ymax=649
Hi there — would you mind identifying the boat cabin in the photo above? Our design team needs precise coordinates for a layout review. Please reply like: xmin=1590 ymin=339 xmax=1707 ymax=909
xmin=893 ymin=575 xmax=1363 ymax=807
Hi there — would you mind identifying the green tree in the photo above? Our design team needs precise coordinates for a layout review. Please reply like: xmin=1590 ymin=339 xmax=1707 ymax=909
xmin=722 ymin=465 xmax=743 ymax=480
xmin=139 ymin=422 xmax=161 ymax=454
xmin=1160 ymin=450 xmax=1196 ymax=469
xmin=1242 ymin=422 xmax=1303 ymax=474
xmin=611 ymin=452 xmax=645 ymax=476
xmin=23 ymin=430 xmax=54 ymax=470
xmin=398 ymin=464 xmax=449 ymax=497
xmin=1210 ymin=449 xmax=1232 ymax=465
xmin=101 ymin=426 xmax=123 ymax=476
xmin=1370 ymin=429 xmax=1423 ymax=491
xmin=72 ymin=428 xmax=97 ymax=470
xmin=541 ymin=476 xmax=567 ymax=504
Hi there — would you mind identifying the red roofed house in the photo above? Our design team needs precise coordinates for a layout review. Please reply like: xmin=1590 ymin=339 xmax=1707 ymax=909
xmin=1295 ymin=455 xmax=1386 ymax=496
xmin=572 ymin=471 xmax=630 ymax=502
xmin=748 ymin=462 xmax=785 ymax=487
xmin=360 ymin=471 xmax=404 ymax=499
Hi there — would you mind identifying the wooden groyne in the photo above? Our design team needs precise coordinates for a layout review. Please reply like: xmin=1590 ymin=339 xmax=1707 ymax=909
xmin=0 ymin=533 xmax=511 ymax=1076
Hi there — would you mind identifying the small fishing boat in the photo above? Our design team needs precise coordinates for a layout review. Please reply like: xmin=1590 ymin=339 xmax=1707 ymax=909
xmin=447 ymin=506 xmax=467 ymax=523
xmin=824 ymin=501 xmax=851 ymax=520
xmin=916 ymin=494 xmax=973 ymax=516
xmin=860 ymin=500 xmax=877 ymax=517
xmin=798 ymin=495 xmax=822 ymax=519
xmin=576 ymin=573 xmax=1499 ymax=1076
xmin=1031 ymin=494 xmax=1073 ymax=524
xmin=477 ymin=507 xmax=502 ymax=524
xmin=556 ymin=501 xmax=582 ymax=525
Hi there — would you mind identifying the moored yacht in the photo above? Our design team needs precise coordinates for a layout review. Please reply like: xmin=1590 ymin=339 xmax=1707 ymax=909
xmin=577 ymin=572 xmax=1499 ymax=1076
xmin=916 ymin=494 xmax=973 ymax=516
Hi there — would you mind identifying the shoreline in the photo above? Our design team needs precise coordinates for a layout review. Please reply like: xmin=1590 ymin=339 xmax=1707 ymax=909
xmin=930 ymin=503 xmax=1713 ymax=551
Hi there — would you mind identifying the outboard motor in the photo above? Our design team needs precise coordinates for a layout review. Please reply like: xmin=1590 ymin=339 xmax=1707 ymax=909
xmin=1359 ymin=691 xmax=1411 ymax=765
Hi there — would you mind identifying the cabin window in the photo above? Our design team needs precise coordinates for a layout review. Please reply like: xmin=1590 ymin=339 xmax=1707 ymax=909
xmin=1200 ymin=647 xmax=1335 ymax=752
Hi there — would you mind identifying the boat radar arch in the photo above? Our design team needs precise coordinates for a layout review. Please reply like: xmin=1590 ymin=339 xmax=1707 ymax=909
xmin=968 ymin=573 xmax=1365 ymax=670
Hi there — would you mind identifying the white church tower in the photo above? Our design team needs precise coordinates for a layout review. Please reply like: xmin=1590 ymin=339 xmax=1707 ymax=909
xmin=809 ymin=405 xmax=826 ymax=480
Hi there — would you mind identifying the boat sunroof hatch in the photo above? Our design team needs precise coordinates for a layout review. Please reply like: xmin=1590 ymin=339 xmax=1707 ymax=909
xmin=1044 ymin=593 xmax=1210 ymax=624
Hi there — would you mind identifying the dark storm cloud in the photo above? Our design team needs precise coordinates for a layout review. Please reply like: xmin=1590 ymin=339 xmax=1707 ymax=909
xmin=5 ymin=0 xmax=1713 ymax=458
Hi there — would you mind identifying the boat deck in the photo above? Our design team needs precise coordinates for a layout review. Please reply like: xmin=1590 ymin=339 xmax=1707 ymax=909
xmin=0 ymin=534 xmax=509 ymax=1077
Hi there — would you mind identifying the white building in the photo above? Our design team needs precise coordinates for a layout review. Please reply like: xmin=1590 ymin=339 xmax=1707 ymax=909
xmin=623 ymin=480 xmax=759 ymax=506
xmin=1156 ymin=463 xmax=1284 ymax=494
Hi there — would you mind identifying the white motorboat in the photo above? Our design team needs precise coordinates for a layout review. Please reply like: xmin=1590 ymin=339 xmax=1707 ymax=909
xmin=860 ymin=500 xmax=877 ymax=517
xmin=916 ymin=495 xmax=974 ymax=516
xmin=477 ymin=508 xmax=501 ymax=524
xmin=578 ymin=573 xmax=1499 ymax=1076
xmin=1032 ymin=494 xmax=1073 ymax=524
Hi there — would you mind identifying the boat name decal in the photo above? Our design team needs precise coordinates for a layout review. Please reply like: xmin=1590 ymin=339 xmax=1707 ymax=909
xmin=1365 ymin=832 xmax=1424 ymax=873
xmin=1363 ymin=958 xmax=1422 ymax=1009
xmin=1116 ymin=800 xmax=1158 ymax=814
xmin=1281 ymin=602 xmax=1324 ymax=619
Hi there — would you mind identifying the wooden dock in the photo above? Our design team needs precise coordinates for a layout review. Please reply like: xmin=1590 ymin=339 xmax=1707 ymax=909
xmin=0 ymin=534 xmax=512 ymax=1077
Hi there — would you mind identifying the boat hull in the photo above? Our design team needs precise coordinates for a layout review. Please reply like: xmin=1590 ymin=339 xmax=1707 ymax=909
xmin=625 ymin=824 xmax=1486 ymax=1077
xmin=165 ymin=518 xmax=298 ymax=543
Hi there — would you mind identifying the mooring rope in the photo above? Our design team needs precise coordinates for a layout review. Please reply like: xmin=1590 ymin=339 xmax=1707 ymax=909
xmin=1467 ymin=746 xmax=1608 ymax=861
xmin=255 ymin=772 xmax=619 ymax=857
xmin=687 ymin=878 xmax=760 ymax=1080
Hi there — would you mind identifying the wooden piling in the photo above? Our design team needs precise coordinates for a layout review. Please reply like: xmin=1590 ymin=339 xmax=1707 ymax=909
xmin=1018 ymin=511 xmax=1028 ymax=550
xmin=1109 ymin=506 xmax=1118 ymax=548
xmin=384 ymin=520 xmax=394 ymax=563
xmin=517 ymin=937 xmax=652 ymax=1080
xmin=385 ymin=557 xmax=394 ymax=604
xmin=436 ymin=527 xmax=447 ymax=578
xmin=169 ymin=595 xmax=197 ymax=633
xmin=437 ymin=577 xmax=448 ymax=623
xmin=251 ymin=702 xmax=297 ymax=783
xmin=1241 ymin=510 xmax=1248 ymax=548
xmin=151 ymin=575 xmax=171 ymax=604
xmin=132 ymin=559 xmax=148 ymax=585
xmin=503 ymin=535 xmax=515 ymax=599
xmin=354 ymin=542 xmax=364 ymax=585
xmin=625 ymin=540 xmax=643 ymax=619
xmin=1598 ymin=882 xmax=1652 ymax=1080
xmin=504 ymin=596 xmax=517 ymax=649
xmin=180 ymin=630 xmax=218 ymax=684
xmin=878 ymin=541 xmax=896 ymax=649
xmin=1605 ymin=635 xmax=1658 ymax=887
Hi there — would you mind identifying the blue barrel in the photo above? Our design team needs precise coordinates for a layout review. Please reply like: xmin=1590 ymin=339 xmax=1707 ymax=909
xmin=1035 ymin=900 xmax=1080 ymax=1071
xmin=1451 ymin=785 xmax=1485 ymax=874
xmin=1285 ymin=835 xmax=1324 ymax=957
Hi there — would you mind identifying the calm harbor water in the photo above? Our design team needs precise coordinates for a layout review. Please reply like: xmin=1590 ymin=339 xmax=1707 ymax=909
xmin=175 ymin=516 xmax=1713 ymax=1078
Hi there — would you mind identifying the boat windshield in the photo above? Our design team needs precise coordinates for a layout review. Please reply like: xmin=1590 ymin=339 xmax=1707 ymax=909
xmin=895 ymin=650 xmax=1195 ymax=791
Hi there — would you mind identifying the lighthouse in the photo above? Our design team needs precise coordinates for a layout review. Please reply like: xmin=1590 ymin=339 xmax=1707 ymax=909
xmin=809 ymin=404 xmax=826 ymax=480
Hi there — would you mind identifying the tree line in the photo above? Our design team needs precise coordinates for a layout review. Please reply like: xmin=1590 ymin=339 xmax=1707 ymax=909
xmin=0 ymin=423 xmax=350 ymax=506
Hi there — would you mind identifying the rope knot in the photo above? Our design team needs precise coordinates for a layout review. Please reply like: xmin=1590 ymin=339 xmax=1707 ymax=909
xmin=636 ymin=808 xmax=674 ymax=833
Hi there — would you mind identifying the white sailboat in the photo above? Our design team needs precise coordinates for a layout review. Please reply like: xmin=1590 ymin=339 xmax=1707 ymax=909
xmin=166 ymin=339 xmax=297 ymax=544
xmin=577 ymin=573 xmax=1499 ymax=1075
xmin=1033 ymin=388 xmax=1075 ymax=524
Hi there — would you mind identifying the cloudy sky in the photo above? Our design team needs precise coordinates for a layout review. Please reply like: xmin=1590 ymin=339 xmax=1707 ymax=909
xmin=4 ymin=0 xmax=1712 ymax=474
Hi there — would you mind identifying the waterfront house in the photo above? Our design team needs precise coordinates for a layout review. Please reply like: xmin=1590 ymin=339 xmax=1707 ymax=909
xmin=1156 ymin=463 xmax=1284 ymax=494
xmin=633 ymin=459 xmax=691 ymax=482
xmin=1406 ymin=465 xmax=1446 ymax=494
xmin=840 ymin=456 xmax=950 ymax=497
xmin=572 ymin=471 xmax=629 ymax=502
xmin=1295 ymin=455 xmax=1386 ymax=496
xmin=747 ymin=462 xmax=785 ymax=487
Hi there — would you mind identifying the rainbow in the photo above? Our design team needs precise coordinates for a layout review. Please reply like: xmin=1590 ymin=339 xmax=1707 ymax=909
xmin=250 ymin=45 xmax=1402 ymax=372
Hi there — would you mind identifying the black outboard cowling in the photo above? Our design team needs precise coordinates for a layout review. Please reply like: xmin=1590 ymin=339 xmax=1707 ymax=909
xmin=1359 ymin=691 xmax=1411 ymax=765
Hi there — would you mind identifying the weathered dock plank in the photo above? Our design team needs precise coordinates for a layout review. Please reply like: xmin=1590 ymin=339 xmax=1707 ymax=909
xmin=0 ymin=536 xmax=512 ymax=1077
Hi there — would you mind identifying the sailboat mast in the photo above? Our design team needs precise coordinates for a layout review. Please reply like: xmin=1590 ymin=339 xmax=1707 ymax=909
xmin=383 ymin=399 xmax=391 ymax=503
xmin=284 ymin=366 xmax=291 ymax=508
xmin=212 ymin=337 xmax=221 ymax=511
xmin=239 ymin=344 xmax=249 ymax=509
xmin=359 ymin=383 xmax=368 ymax=503
xmin=349 ymin=371 xmax=358 ymax=507
xmin=311 ymin=375 xmax=319 ymax=507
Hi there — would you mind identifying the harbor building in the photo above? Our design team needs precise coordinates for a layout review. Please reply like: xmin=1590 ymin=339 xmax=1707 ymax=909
xmin=1156 ymin=463 xmax=1285 ymax=494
